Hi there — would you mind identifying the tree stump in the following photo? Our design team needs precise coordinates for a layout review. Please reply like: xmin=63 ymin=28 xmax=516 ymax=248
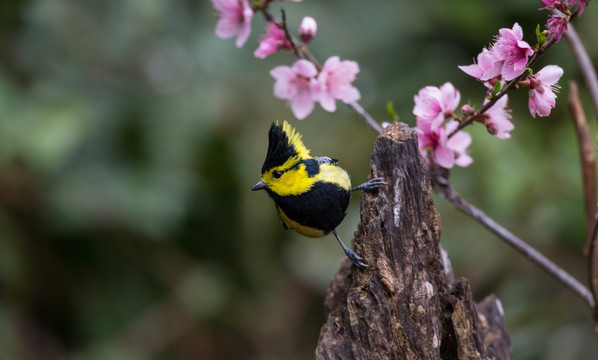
xmin=315 ymin=122 xmax=511 ymax=360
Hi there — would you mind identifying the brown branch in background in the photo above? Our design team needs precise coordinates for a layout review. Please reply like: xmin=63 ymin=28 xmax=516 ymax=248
xmin=432 ymin=170 xmax=596 ymax=311
xmin=589 ymin=221 xmax=598 ymax=327
xmin=565 ymin=21 xmax=598 ymax=122
xmin=568 ymin=81 xmax=598 ymax=325
xmin=568 ymin=81 xmax=596 ymax=253
xmin=564 ymin=23 xmax=598 ymax=326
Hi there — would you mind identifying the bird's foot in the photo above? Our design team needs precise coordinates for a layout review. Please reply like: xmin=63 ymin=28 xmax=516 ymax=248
xmin=344 ymin=248 xmax=369 ymax=268
xmin=333 ymin=230 xmax=368 ymax=268
xmin=352 ymin=177 xmax=387 ymax=192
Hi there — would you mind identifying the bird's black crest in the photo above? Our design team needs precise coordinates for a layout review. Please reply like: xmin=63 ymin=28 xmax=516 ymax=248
xmin=261 ymin=121 xmax=309 ymax=174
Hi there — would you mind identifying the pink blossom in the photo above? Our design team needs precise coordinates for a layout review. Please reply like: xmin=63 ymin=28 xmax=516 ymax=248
xmin=313 ymin=56 xmax=360 ymax=112
xmin=541 ymin=0 xmax=588 ymax=14
xmin=212 ymin=0 xmax=254 ymax=48
xmin=578 ymin=0 xmax=590 ymax=14
xmin=299 ymin=16 xmax=317 ymax=43
xmin=270 ymin=60 xmax=318 ymax=120
xmin=254 ymin=22 xmax=290 ymax=59
xmin=545 ymin=15 xmax=568 ymax=43
xmin=491 ymin=23 xmax=534 ymax=81
xmin=483 ymin=95 xmax=513 ymax=139
xmin=446 ymin=121 xmax=473 ymax=167
xmin=528 ymin=65 xmax=563 ymax=118
xmin=541 ymin=0 xmax=561 ymax=7
xmin=416 ymin=119 xmax=472 ymax=168
xmin=416 ymin=119 xmax=452 ymax=168
xmin=413 ymin=82 xmax=461 ymax=130
xmin=458 ymin=48 xmax=501 ymax=83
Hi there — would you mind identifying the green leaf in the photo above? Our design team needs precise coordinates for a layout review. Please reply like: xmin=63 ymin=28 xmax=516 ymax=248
xmin=493 ymin=81 xmax=502 ymax=95
xmin=535 ymin=24 xmax=546 ymax=46
xmin=386 ymin=101 xmax=399 ymax=122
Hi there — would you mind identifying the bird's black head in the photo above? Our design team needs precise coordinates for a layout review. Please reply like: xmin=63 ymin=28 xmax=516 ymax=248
xmin=261 ymin=121 xmax=310 ymax=174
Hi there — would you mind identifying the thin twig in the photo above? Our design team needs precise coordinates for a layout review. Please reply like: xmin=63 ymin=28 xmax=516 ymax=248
xmin=300 ymin=47 xmax=321 ymax=70
xmin=565 ymin=22 xmax=598 ymax=124
xmin=280 ymin=9 xmax=302 ymax=59
xmin=448 ymin=77 xmax=520 ymax=137
xmin=432 ymin=170 xmax=596 ymax=310
xmin=593 ymin=226 xmax=598 ymax=331
xmin=589 ymin=219 xmax=598 ymax=326
xmin=348 ymin=101 xmax=383 ymax=134
xmin=568 ymin=81 xmax=596 ymax=253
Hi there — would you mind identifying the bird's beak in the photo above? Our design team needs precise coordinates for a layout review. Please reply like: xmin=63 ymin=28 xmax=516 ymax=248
xmin=251 ymin=180 xmax=268 ymax=191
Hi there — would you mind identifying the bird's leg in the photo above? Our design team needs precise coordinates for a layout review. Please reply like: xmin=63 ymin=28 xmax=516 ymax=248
xmin=352 ymin=177 xmax=387 ymax=192
xmin=332 ymin=230 xmax=368 ymax=268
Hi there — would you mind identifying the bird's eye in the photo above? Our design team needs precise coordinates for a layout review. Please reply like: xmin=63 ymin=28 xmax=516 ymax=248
xmin=272 ymin=171 xmax=283 ymax=179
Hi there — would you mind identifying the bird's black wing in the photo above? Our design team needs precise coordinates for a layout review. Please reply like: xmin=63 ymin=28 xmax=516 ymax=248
xmin=316 ymin=156 xmax=338 ymax=165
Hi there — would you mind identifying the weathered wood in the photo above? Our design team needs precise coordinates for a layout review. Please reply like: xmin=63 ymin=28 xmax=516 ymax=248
xmin=316 ymin=122 xmax=511 ymax=360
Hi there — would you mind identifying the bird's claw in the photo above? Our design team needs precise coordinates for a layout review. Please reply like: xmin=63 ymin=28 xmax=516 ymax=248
xmin=353 ymin=177 xmax=388 ymax=192
xmin=344 ymin=248 xmax=369 ymax=268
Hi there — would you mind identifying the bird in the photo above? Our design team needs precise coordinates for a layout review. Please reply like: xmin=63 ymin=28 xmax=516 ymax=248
xmin=251 ymin=120 xmax=386 ymax=268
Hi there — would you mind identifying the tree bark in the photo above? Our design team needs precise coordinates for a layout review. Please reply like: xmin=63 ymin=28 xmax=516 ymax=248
xmin=315 ymin=122 xmax=512 ymax=360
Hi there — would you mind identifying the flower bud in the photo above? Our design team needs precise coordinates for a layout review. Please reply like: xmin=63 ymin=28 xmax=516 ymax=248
xmin=299 ymin=16 xmax=317 ymax=43
xmin=486 ymin=122 xmax=498 ymax=135
xmin=461 ymin=104 xmax=475 ymax=117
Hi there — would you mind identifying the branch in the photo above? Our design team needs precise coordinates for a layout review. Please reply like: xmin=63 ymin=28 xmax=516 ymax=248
xmin=589 ymin=219 xmax=598 ymax=326
xmin=347 ymin=101 xmax=383 ymax=134
xmin=280 ymin=9 xmax=302 ymax=59
xmin=565 ymin=22 xmax=598 ymax=124
xmin=432 ymin=170 xmax=596 ymax=311
xmin=568 ymin=81 xmax=596 ymax=252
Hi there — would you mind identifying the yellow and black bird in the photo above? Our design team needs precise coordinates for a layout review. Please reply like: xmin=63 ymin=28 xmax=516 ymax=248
xmin=251 ymin=121 xmax=385 ymax=268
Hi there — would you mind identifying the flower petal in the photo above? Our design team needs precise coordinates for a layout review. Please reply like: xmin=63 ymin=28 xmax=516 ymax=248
xmin=293 ymin=59 xmax=318 ymax=77
xmin=530 ymin=90 xmax=551 ymax=117
xmin=458 ymin=64 xmax=483 ymax=79
xmin=434 ymin=145 xmax=455 ymax=169
xmin=290 ymin=90 xmax=316 ymax=119
xmin=455 ymin=152 xmax=473 ymax=167
xmin=333 ymin=85 xmax=360 ymax=103
xmin=536 ymin=65 xmax=564 ymax=85
xmin=318 ymin=92 xmax=337 ymax=112
xmin=215 ymin=17 xmax=241 ymax=39
xmin=440 ymin=82 xmax=460 ymax=112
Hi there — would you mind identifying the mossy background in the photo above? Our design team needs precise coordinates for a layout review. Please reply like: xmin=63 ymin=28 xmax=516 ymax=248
xmin=1 ymin=0 xmax=597 ymax=359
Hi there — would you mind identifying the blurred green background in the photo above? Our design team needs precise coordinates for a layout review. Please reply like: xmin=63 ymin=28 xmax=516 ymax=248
xmin=1 ymin=0 xmax=597 ymax=359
